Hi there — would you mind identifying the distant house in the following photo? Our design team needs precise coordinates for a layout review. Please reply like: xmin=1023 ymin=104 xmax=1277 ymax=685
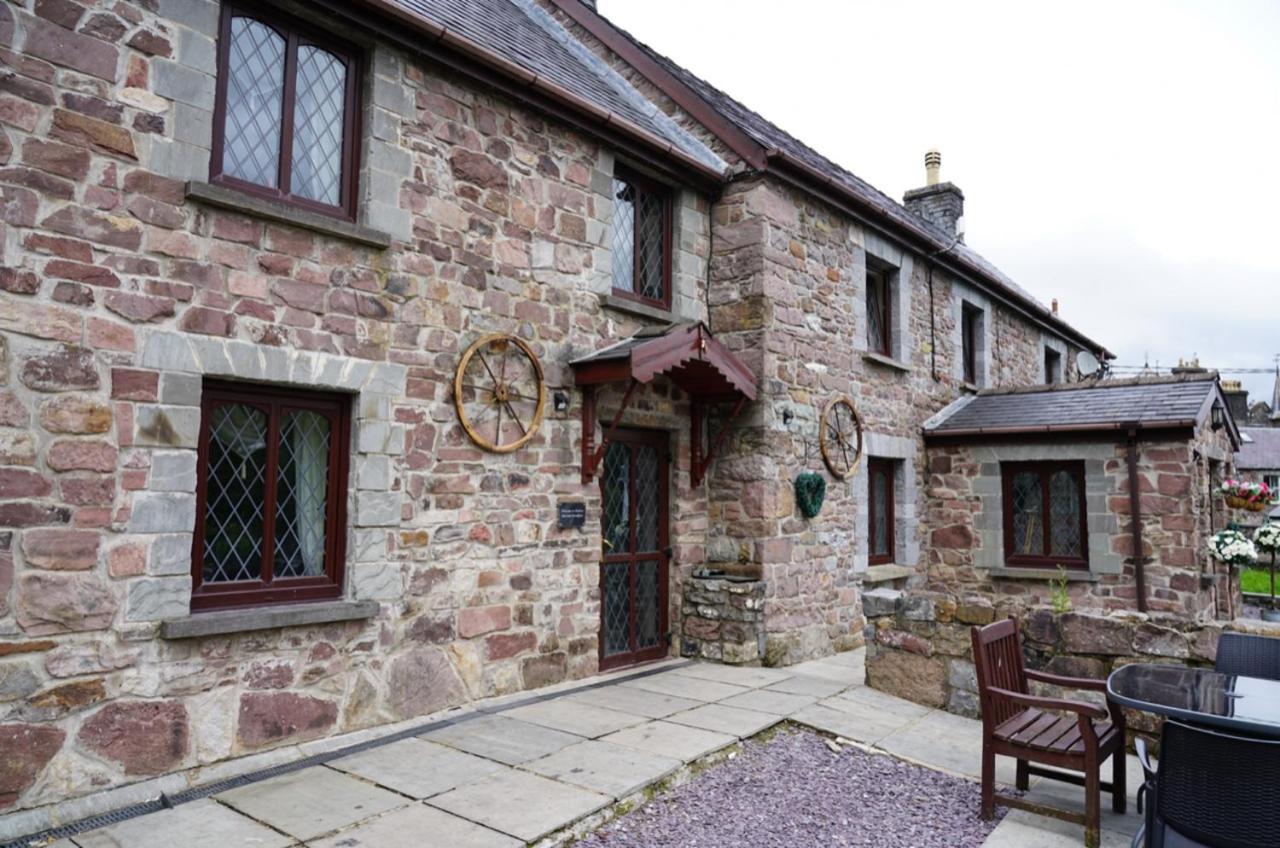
xmin=1236 ymin=427 xmax=1280 ymax=523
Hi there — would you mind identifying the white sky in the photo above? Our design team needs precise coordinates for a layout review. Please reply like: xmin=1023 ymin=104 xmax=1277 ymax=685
xmin=600 ymin=0 xmax=1280 ymax=404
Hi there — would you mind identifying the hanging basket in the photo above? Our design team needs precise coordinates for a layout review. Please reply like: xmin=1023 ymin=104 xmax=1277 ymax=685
xmin=794 ymin=472 xmax=827 ymax=519
xmin=1226 ymin=495 xmax=1267 ymax=513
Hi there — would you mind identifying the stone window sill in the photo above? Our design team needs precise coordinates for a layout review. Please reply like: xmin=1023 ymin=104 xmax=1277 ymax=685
xmin=600 ymin=292 xmax=676 ymax=323
xmin=862 ymin=352 xmax=911 ymax=373
xmin=186 ymin=182 xmax=392 ymax=249
xmin=961 ymin=381 xmax=979 ymax=394
xmin=159 ymin=599 xmax=379 ymax=639
xmin=989 ymin=566 xmax=1098 ymax=583
xmin=862 ymin=564 xmax=914 ymax=584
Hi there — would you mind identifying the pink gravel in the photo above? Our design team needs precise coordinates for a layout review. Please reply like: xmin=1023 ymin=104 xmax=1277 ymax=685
xmin=576 ymin=729 xmax=1004 ymax=848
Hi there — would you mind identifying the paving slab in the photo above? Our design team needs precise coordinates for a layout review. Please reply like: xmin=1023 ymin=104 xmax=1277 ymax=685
xmin=619 ymin=671 xmax=750 ymax=702
xmin=328 ymin=737 xmax=505 ymax=798
xmin=307 ymin=803 xmax=521 ymax=848
xmin=666 ymin=703 xmax=781 ymax=737
xmin=502 ymin=697 xmax=648 ymax=738
xmin=875 ymin=708 xmax=1021 ymax=786
xmin=216 ymin=766 xmax=407 ymax=841
xmin=719 ymin=688 xmax=817 ymax=715
xmin=562 ymin=683 xmax=703 ymax=718
xmin=1016 ymin=755 xmax=1145 ymax=837
xmin=668 ymin=662 xmax=794 ymax=689
xmin=790 ymin=699 xmax=922 ymax=746
xmin=786 ymin=658 xmax=866 ymax=685
xmin=427 ymin=768 xmax=609 ymax=842
xmin=980 ymin=810 xmax=1132 ymax=848
xmin=72 ymin=799 xmax=292 ymax=848
xmin=523 ymin=739 xmax=682 ymax=798
xmin=834 ymin=683 xmax=933 ymax=717
xmin=763 ymin=674 xmax=850 ymax=698
xmin=420 ymin=714 xmax=581 ymax=765
xmin=600 ymin=720 xmax=736 ymax=761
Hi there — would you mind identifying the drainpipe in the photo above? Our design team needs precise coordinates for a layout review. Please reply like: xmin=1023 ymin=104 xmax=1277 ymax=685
xmin=1125 ymin=425 xmax=1149 ymax=613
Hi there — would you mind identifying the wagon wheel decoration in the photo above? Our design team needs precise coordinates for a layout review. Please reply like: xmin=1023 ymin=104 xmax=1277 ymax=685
xmin=819 ymin=394 xmax=864 ymax=479
xmin=454 ymin=334 xmax=546 ymax=454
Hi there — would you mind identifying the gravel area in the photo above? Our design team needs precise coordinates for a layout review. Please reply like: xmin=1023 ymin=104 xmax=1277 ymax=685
xmin=576 ymin=728 xmax=1004 ymax=848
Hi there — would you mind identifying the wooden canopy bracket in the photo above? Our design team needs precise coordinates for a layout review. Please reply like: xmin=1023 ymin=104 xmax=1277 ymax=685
xmin=691 ymin=395 xmax=747 ymax=487
xmin=581 ymin=379 xmax=641 ymax=483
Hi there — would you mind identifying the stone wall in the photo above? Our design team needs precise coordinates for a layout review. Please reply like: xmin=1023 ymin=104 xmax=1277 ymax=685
xmin=706 ymin=175 xmax=1087 ymax=666
xmin=923 ymin=426 xmax=1237 ymax=617
xmin=0 ymin=0 xmax=723 ymax=814
xmin=864 ymin=589 xmax=1280 ymax=734
xmin=679 ymin=575 xmax=765 ymax=665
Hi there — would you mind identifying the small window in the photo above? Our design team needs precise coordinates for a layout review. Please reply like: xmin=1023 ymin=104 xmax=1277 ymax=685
xmin=610 ymin=166 xmax=672 ymax=309
xmin=212 ymin=4 xmax=361 ymax=218
xmin=192 ymin=381 xmax=351 ymax=611
xmin=868 ymin=458 xmax=896 ymax=565
xmin=1265 ymin=474 xmax=1280 ymax=492
xmin=866 ymin=265 xmax=892 ymax=356
xmin=961 ymin=303 xmax=982 ymax=385
xmin=1044 ymin=348 xmax=1063 ymax=384
xmin=1001 ymin=461 xmax=1087 ymax=569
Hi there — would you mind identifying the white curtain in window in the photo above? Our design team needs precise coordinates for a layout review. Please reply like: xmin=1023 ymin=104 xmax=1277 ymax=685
xmin=283 ymin=411 xmax=329 ymax=576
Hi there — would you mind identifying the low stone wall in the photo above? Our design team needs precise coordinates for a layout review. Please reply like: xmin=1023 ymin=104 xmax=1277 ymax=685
xmin=864 ymin=588 xmax=1280 ymax=733
xmin=680 ymin=576 xmax=765 ymax=665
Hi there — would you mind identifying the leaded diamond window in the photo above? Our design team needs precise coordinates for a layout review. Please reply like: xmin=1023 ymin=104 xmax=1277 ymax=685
xmin=193 ymin=382 xmax=350 ymax=611
xmin=611 ymin=168 xmax=671 ymax=308
xmin=1001 ymin=461 xmax=1088 ymax=569
xmin=866 ymin=266 xmax=892 ymax=356
xmin=214 ymin=5 xmax=360 ymax=218
xmin=868 ymin=458 xmax=896 ymax=565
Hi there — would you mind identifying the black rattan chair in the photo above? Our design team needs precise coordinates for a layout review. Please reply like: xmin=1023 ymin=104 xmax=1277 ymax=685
xmin=1214 ymin=632 xmax=1280 ymax=681
xmin=1131 ymin=721 xmax=1280 ymax=848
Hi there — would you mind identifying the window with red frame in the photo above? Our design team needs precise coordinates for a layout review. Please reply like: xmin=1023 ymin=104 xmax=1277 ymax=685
xmin=866 ymin=265 xmax=892 ymax=356
xmin=211 ymin=3 xmax=361 ymax=219
xmin=610 ymin=166 xmax=672 ymax=309
xmin=868 ymin=458 xmax=896 ymax=565
xmin=191 ymin=381 xmax=350 ymax=611
xmin=1001 ymin=461 xmax=1088 ymax=569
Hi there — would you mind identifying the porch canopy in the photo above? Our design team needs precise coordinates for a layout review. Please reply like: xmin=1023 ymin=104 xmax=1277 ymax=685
xmin=570 ymin=322 xmax=757 ymax=485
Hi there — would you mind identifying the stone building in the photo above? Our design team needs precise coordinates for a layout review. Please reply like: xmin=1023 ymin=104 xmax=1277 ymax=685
xmin=0 ymin=0 xmax=1118 ymax=822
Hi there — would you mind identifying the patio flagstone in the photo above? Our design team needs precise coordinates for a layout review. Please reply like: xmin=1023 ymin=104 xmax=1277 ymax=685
xmin=522 ymin=739 xmax=683 ymax=798
xmin=763 ymin=674 xmax=850 ymax=698
xmin=666 ymin=702 xmax=781 ymax=737
xmin=426 ymin=768 xmax=610 ymax=842
xmin=980 ymin=809 xmax=1133 ymax=847
xmin=719 ymin=687 xmax=818 ymax=715
xmin=420 ymin=714 xmax=582 ymax=765
xmin=785 ymin=657 xmax=866 ymax=685
xmin=327 ymin=737 xmax=505 ymax=798
xmin=501 ymin=697 xmax=649 ymax=738
xmin=561 ymin=682 xmax=703 ymax=718
xmin=307 ymin=803 xmax=522 ymax=848
xmin=215 ymin=766 xmax=408 ymax=842
xmin=667 ymin=662 xmax=795 ymax=688
xmin=72 ymin=799 xmax=293 ymax=848
xmin=600 ymin=719 xmax=737 ymax=761
xmin=619 ymin=671 xmax=751 ymax=702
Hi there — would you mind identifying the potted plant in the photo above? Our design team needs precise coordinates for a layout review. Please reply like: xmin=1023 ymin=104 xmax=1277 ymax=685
xmin=1221 ymin=479 xmax=1274 ymax=513
xmin=1253 ymin=523 xmax=1280 ymax=622
xmin=1208 ymin=528 xmax=1257 ymax=620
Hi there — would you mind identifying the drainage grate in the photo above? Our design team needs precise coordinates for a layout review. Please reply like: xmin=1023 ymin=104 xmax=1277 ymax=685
xmin=3 ymin=659 xmax=690 ymax=848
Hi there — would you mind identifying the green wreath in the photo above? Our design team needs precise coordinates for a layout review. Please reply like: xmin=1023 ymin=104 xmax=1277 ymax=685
xmin=795 ymin=471 xmax=827 ymax=519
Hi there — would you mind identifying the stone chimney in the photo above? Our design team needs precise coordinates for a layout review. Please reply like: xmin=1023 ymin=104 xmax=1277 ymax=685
xmin=1221 ymin=379 xmax=1250 ymax=422
xmin=904 ymin=149 xmax=965 ymax=241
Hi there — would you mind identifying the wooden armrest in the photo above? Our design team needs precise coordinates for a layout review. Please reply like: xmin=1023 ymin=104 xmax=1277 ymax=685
xmin=987 ymin=686 xmax=1109 ymax=720
xmin=1024 ymin=668 xmax=1107 ymax=692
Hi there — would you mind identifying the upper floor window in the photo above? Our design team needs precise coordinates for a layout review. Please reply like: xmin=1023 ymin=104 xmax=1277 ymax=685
xmin=192 ymin=381 xmax=351 ymax=611
xmin=866 ymin=265 xmax=892 ymax=356
xmin=611 ymin=166 xmax=672 ymax=310
xmin=1001 ymin=461 xmax=1087 ymax=570
xmin=1044 ymin=348 xmax=1063 ymax=384
xmin=961 ymin=302 xmax=982 ymax=385
xmin=212 ymin=4 xmax=361 ymax=219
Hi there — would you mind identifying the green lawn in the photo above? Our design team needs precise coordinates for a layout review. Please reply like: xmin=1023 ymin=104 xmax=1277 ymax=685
xmin=1242 ymin=568 xmax=1279 ymax=597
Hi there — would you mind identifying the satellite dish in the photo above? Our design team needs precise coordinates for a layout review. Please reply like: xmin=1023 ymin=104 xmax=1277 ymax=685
xmin=1077 ymin=351 xmax=1101 ymax=378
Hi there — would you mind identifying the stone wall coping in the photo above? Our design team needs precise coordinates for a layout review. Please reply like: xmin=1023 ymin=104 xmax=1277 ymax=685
xmin=598 ymin=292 xmax=676 ymax=323
xmin=185 ymin=181 xmax=392 ymax=249
xmin=862 ymin=564 xmax=914 ymax=584
xmin=861 ymin=351 xmax=911 ymax=373
xmin=159 ymin=600 xmax=380 ymax=639
xmin=988 ymin=566 xmax=1099 ymax=583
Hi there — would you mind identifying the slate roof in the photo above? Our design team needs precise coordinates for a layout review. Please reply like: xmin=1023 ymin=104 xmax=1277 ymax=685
xmin=925 ymin=374 xmax=1222 ymax=436
xmin=385 ymin=0 xmax=725 ymax=170
xmin=1237 ymin=428 xmax=1280 ymax=471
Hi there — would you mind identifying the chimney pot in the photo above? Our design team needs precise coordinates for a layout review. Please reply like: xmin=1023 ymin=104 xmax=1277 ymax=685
xmin=1051 ymin=298 xmax=1059 ymax=315
xmin=925 ymin=149 xmax=942 ymax=186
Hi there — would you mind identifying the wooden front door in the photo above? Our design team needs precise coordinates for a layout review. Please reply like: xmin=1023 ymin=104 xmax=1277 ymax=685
xmin=598 ymin=429 xmax=670 ymax=670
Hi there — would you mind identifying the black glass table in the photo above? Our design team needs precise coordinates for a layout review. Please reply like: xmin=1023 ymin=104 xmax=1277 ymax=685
xmin=1107 ymin=663 xmax=1280 ymax=738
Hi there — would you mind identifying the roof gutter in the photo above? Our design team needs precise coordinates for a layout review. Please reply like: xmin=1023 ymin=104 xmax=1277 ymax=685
xmin=352 ymin=0 xmax=726 ymax=185
xmin=923 ymin=419 xmax=1199 ymax=440
xmin=762 ymin=149 xmax=1114 ymax=360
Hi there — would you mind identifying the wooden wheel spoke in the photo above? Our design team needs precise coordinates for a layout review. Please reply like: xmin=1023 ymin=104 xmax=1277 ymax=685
xmin=501 ymin=400 xmax=527 ymax=436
